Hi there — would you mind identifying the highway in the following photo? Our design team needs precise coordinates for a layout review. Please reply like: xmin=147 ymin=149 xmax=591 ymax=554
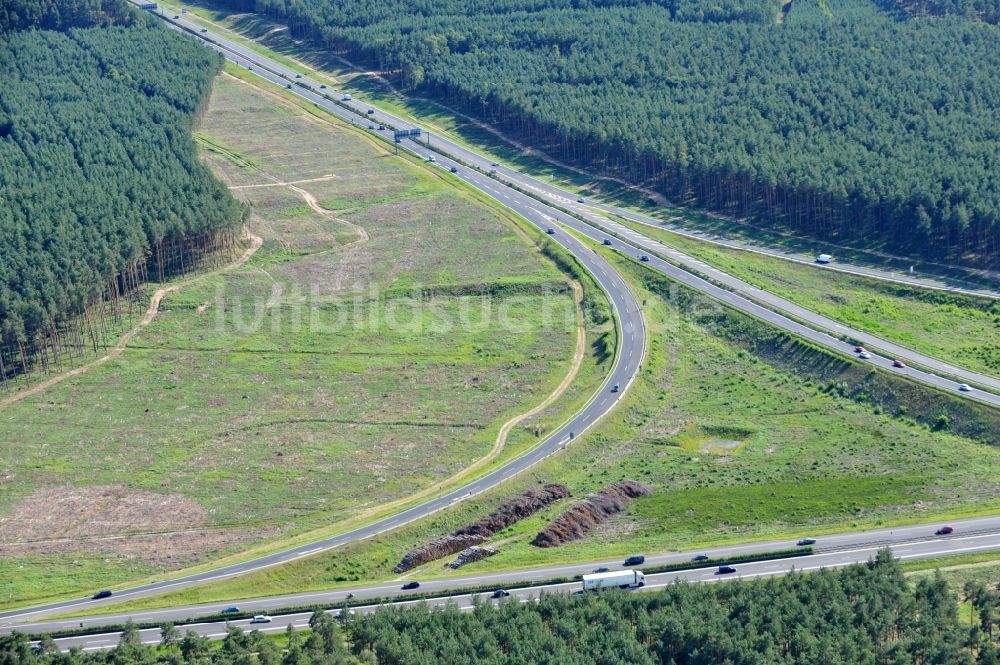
xmin=146 ymin=8 xmax=1000 ymax=404
xmin=5 ymin=0 xmax=990 ymax=633
xmin=21 ymin=519 xmax=1000 ymax=651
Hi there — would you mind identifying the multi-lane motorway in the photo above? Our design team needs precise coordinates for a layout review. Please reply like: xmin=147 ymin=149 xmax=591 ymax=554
xmin=19 ymin=518 xmax=1000 ymax=651
xmin=8 ymin=2 xmax=994 ymax=644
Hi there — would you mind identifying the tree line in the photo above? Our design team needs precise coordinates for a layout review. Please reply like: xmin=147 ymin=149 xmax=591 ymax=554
xmin=0 ymin=4 xmax=244 ymax=388
xmin=215 ymin=0 xmax=1000 ymax=267
xmin=3 ymin=553 xmax=998 ymax=664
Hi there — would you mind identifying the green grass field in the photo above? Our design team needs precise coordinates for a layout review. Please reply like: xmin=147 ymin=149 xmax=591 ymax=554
xmin=0 ymin=72 xmax=613 ymax=610
xmin=95 ymin=236 xmax=1000 ymax=613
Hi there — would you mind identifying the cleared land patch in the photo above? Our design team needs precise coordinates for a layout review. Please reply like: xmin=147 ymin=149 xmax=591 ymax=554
xmin=0 ymin=72 xmax=608 ymax=608
xmin=0 ymin=486 xmax=270 ymax=569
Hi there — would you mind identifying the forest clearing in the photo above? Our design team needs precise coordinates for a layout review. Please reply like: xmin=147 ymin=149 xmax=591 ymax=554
xmin=0 ymin=70 xmax=610 ymax=610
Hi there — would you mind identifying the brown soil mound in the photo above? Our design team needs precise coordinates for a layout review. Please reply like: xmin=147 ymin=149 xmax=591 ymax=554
xmin=394 ymin=483 xmax=569 ymax=572
xmin=531 ymin=480 xmax=654 ymax=548
xmin=453 ymin=483 xmax=569 ymax=538
xmin=393 ymin=534 xmax=487 ymax=573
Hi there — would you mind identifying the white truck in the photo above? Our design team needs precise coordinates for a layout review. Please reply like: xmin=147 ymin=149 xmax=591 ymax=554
xmin=582 ymin=569 xmax=645 ymax=592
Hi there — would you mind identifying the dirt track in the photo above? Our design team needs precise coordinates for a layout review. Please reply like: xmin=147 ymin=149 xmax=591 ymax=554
xmin=0 ymin=231 xmax=263 ymax=410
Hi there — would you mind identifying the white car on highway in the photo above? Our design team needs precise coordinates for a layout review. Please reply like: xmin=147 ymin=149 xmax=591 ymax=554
xmin=250 ymin=615 xmax=272 ymax=624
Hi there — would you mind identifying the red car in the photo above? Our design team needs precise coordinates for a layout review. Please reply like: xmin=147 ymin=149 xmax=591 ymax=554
xmin=854 ymin=346 xmax=866 ymax=353
xmin=893 ymin=359 xmax=906 ymax=368
xmin=935 ymin=526 xmax=954 ymax=535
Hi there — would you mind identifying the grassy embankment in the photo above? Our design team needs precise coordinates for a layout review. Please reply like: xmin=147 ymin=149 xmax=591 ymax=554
xmin=150 ymin=0 xmax=999 ymax=379
xmin=0 ymin=69 xmax=614 ymax=610
xmin=94 ymin=231 xmax=1000 ymax=613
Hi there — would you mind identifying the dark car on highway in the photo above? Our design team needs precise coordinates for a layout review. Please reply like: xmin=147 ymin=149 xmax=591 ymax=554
xmin=492 ymin=589 xmax=510 ymax=598
xmin=692 ymin=554 xmax=710 ymax=562
xmin=92 ymin=590 xmax=112 ymax=600
xmin=546 ymin=228 xmax=555 ymax=235
xmin=797 ymin=538 xmax=817 ymax=546
xmin=717 ymin=565 xmax=738 ymax=575
xmin=935 ymin=525 xmax=954 ymax=535
xmin=624 ymin=555 xmax=645 ymax=567
xmin=401 ymin=581 xmax=420 ymax=590
xmin=221 ymin=606 xmax=240 ymax=614
xmin=640 ymin=255 xmax=650 ymax=262
xmin=593 ymin=566 xmax=610 ymax=573
xmin=450 ymin=166 xmax=458 ymax=173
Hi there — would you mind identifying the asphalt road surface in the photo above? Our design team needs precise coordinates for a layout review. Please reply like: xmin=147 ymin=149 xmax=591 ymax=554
xmin=7 ymin=1 xmax=988 ymax=631
xmin=27 ymin=520 xmax=1000 ymax=651
xmin=147 ymin=7 xmax=1000 ymax=403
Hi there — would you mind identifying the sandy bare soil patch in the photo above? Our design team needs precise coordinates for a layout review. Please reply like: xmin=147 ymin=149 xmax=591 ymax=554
xmin=0 ymin=485 xmax=207 ymax=541
xmin=0 ymin=485 xmax=269 ymax=568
